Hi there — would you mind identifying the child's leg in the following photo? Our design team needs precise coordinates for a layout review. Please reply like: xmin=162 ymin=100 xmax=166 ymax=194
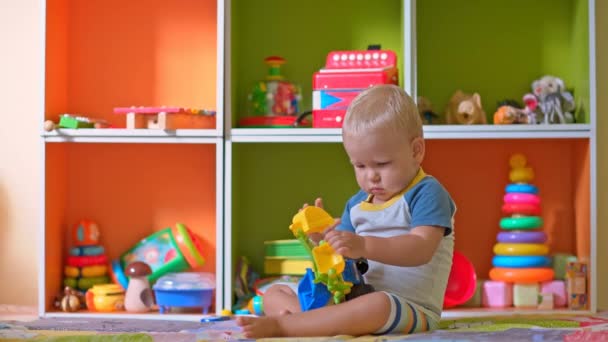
xmin=261 ymin=284 xmax=301 ymax=316
xmin=373 ymin=292 xmax=435 ymax=334
xmin=237 ymin=291 xmax=391 ymax=338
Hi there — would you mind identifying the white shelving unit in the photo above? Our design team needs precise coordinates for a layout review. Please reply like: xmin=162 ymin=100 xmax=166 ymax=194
xmin=223 ymin=0 xmax=598 ymax=318
xmin=38 ymin=0 xmax=597 ymax=320
xmin=39 ymin=0 xmax=226 ymax=319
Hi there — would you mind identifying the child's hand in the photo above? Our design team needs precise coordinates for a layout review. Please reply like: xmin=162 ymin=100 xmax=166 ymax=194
xmin=324 ymin=228 xmax=366 ymax=259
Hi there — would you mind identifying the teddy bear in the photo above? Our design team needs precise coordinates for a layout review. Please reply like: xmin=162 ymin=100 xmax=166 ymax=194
xmin=528 ymin=75 xmax=575 ymax=124
xmin=417 ymin=96 xmax=441 ymax=124
xmin=445 ymin=90 xmax=487 ymax=125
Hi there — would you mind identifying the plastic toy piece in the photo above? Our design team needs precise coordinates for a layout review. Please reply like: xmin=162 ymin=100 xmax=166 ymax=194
xmin=505 ymin=183 xmax=538 ymax=194
xmin=501 ymin=202 xmax=541 ymax=216
xmin=443 ymin=251 xmax=477 ymax=308
xmin=288 ymin=206 xmax=372 ymax=311
xmin=85 ymin=284 xmax=125 ymax=312
xmin=312 ymin=242 xmax=345 ymax=275
xmin=72 ymin=219 xmax=101 ymax=247
xmin=489 ymin=267 xmax=555 ymax=283
xmin=112 ymin=223 xmax=205 ymax=287
xmin=124 ymin=261 xmax=154 ymax=312
xmin=59 ymin=114 xmax=95 ymax=129
xmin=493 ymin=243 xmax=549 ymax=256
xmin=289 ymin=206 xmax=335 ymax=236
xmin=492 ymin=255 xmax=551 ymax=268
xmin=496 ymin=231 xmax=547 ymax=243
xmin=499 ymin=216 xmax=543 ymax=229
xmin=153 ymin=272 xmax=215 ymax=314
xmin=113 ymin=106 xmax=216 ymax=130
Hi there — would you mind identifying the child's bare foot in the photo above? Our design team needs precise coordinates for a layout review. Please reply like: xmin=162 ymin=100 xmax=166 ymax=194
xmin=236 ymin=316 xmax=284 ymax=338
xmin=278 ymin=309 xmax=292 ymax=316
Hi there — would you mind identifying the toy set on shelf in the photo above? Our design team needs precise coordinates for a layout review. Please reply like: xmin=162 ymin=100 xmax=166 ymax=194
xmin=56 ymin=220 xmax=216 ymax=315
xmin=450 ymin=154 xmax=587 ymax=310
xmin=43 ymin=106 xmax=216 ymax=131
xmin=263 ymin=239 xmax=313 ymax=276
xmin=113 ymin=106 xmax=216 ymax=130
xmin=419 ymin=75 xmax=577 ymax=126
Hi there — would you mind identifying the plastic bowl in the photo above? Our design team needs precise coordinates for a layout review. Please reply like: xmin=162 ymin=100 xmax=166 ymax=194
xmin=443 ymin=250 xmax=477 ymax=309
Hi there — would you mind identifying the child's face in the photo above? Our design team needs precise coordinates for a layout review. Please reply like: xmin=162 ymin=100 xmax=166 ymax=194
xmin=344 ymin=129 xmax=423 ymax=203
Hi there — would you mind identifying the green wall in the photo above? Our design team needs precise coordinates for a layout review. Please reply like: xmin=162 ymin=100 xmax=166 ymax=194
xmin=230 ymin=0 xmax=593 ymax=277
xmin=417 ymin=0 xmax=589 ymax=122
xmin=231 ymin=0 xmax=403 ymax=122
xmin=232 ymin=143 xmax=357 ymax=273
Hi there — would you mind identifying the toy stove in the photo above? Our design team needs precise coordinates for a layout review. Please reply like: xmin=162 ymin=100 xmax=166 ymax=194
xmin=312 ymin=50 xmax=398 ymax=128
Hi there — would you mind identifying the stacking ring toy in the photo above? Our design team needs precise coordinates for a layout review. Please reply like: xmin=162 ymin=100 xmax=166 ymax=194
xmin=489 ymin=267 xmax=554 ymax=283
xmin=493 ymin=243 xmax=549 ymax=255
xmin=497 ymin=231 xmax=547 ymax=243
xmin=492 ymin=255 xmax=551 ymax=268
xmin=500 ymin=216 xmax=543 ymax=230
xmin=504 ymin=193 xmax=540 ymax=205
xmin=502 ymin=203 xmax=541 ymax=215
xmin=505 ymin=184 xmax=538 ymax=194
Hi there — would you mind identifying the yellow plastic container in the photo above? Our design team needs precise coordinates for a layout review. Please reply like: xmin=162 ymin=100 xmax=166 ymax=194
xmin=85 ymin=284 xmax=125 ymax=312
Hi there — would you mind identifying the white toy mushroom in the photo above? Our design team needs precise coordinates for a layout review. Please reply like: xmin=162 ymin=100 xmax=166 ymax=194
xmin=124 ymin=261 xmax=155 ymax=312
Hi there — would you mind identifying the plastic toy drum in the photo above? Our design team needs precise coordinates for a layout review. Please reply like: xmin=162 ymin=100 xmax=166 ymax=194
xmin=109 ymin=223 xmax=205 ymax=288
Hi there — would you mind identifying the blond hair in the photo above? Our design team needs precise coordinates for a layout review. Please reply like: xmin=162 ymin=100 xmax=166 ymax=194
xmin=342 ymin=85 xmax=422 ymax=139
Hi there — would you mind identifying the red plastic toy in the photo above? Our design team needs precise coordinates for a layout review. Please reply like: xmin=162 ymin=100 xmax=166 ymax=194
xmin=443 ymin=250 xmax=477 ymax=308
xmin=312 ymin=50 xmax=399 ymax=128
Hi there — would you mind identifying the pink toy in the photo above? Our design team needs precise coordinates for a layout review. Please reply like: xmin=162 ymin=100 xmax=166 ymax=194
xmin=482 ymin=281 xmax=513 ymax=308
xmin=503 ymin=193 xmax=541 ymax=205
xmin=541 ymin=280 xmax=567 ymax=308
xmin=114 ymin=106 xmax=216 ymax=129
xmin=312 ymin=50 xmax=399 ymax=128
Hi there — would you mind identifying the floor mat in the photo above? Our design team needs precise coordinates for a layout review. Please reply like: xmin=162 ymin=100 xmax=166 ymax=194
xmin=2 ymin=314 xmax=608 ymax=341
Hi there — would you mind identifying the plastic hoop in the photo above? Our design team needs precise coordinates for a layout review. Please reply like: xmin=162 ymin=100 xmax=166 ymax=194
xmin=503 ymin=193 xmax=540 ymax=205
xmin=493 ymin=243 xmax=549 ymax=255
xmin=489 ymin=267 xmax=554 ymax=283
xmin=505 ymin=183 xmax=538 ymax=194
xmin=500 ymin=216 xmax=543 ymax=230
xmin=492 ymin=255 xmax=551 ymax=268
xmin=497 ymin=231 xmax=547 ymax=243
xmin=502 ymin=203 xmax=541 ymax=216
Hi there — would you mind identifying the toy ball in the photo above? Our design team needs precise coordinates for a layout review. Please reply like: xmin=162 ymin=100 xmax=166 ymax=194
xmin=72 ymin=219 xmax=100 ymax=246
xmin=443 ymin=250 xmax=477 ymax=309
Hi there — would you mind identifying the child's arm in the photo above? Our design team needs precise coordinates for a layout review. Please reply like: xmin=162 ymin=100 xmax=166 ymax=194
xmin=324 ymin=225 xmax=445 ymax=267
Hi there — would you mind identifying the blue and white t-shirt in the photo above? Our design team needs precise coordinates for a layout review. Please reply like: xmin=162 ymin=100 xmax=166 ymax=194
xmin=337 ymin=169 xmax=456 ymax=321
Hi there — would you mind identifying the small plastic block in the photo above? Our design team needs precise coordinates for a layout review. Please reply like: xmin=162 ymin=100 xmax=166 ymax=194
xmin=540 ymin=280 xmax=567 ymax=307
xmin=553 ymin=253 xmax=577 ymax=280
xmin=482 ymin=281 xmax=512 ymax=308
xmin=538 ymin=293 xmax=554 ymax=310
xmin=513 ymin=283 xmax=540 ymax=308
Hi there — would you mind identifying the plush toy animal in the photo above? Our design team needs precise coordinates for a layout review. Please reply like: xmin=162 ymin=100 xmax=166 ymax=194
xmin=417 ymin=96 xmax=441 ymax=124
xmin=445 ymin=90 xmax=487 ymax=124
xmin=530 ymin=75 xmax=575 ymax=124
xmin=493 ymin=105 xmax=528 ymax=124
